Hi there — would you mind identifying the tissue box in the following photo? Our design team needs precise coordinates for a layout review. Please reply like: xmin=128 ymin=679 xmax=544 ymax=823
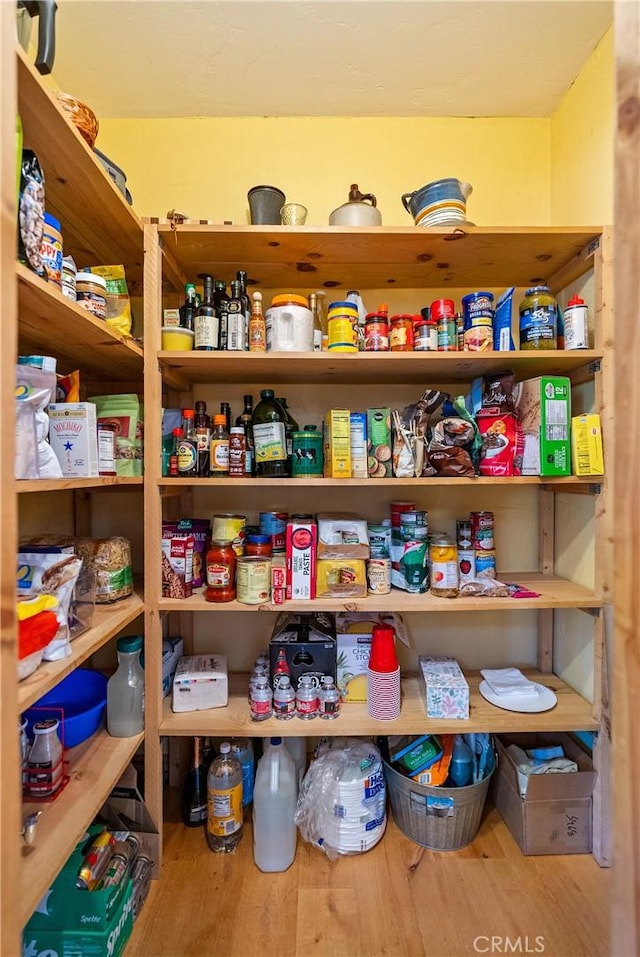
xmin=162 ymin=637 xmax=184 ymax=698
xmin=419 ymin=656 xmax=469 ymax=719
xmin=171 ymin=654 xmax=228 ymax=712
xmin=316 ymin=512 xmax=370 ymax=560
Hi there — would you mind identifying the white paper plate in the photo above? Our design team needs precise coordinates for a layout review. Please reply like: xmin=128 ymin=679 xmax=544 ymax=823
xmin=479 ymin=680 xmax=557 ymax=713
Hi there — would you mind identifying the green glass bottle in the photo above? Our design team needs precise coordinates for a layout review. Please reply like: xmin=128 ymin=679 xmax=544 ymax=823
xmin=252 ymin=389 xmax=288 ymax=477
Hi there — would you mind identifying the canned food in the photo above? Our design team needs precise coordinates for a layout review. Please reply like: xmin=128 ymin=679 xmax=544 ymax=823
xmin=328 ymin=317 xmax=358 ymax=352
xmin=458 ymin=548 xmax=476 ymax=585
xmin=291 ymin=428 xmax=323 ymax=477
xmin=367 ymin=523 xmax=391 ymax=559
xmin=236 ymin=556 xmax=272 ymax=604
xmin=259 ymin=511 xmax=288 ymax=552
xmin=474 ymin=549 xmax=496 ymax=579
xmin=429 ymin=535 xmax=459 ymax=598
xmin=366 ymin=558 xmax=391 ymax=595
xmin=212 ymin=513 xmax=247 ymax=556
xmin=390 ymin=501 xmax=417 ymax=527
xmin=470 ymin=510 xmax=495 ymax=551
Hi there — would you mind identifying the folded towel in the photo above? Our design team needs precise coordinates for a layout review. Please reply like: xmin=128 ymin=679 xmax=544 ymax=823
xmin=481 ymin=667 xmax=539 ymax=697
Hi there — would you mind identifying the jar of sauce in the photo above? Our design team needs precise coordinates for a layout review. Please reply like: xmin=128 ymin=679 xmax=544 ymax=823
xmin=431 ymin=299 xmax=457 ymax=352
xmin=429 ymin=534 xmax=459 ymax=598
xmin=205 ymin=539 xmax=237 ymax=602
xmin=364 ymin=312 xmax=389 ymax=351
xmin=389 ymin=314 xmax=414 ymax=351
xmin=245 ymin=534 xmax=273 ymax=557
xmin=413 ymin=315 xmax=437 ymax=351
xmin=519 ymin=285 xmax=558 ymax=350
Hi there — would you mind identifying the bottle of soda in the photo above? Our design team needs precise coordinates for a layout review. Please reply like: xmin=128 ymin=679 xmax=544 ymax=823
xmin=252 ymin=389 xmax=288 ymax=477
xmin=182 ymin=736 xmax=208 ymax=827
xmin=206 ymin=742 xmax=243 ymax=852
xmin=272 ymin=647 xmax=291 ymax=690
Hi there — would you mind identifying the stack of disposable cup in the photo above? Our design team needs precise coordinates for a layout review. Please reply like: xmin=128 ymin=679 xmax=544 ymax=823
xmin=367 ymin=624 xmax=401 ymax=720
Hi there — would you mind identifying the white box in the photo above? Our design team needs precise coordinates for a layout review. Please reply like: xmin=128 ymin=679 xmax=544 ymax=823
xmin=48 ymin=402 xmax=99 ymax=477
xmin=172 ymin=654 xmax=228 ymax=712
xmin=162 ymin=636 xmax=184 ymax=698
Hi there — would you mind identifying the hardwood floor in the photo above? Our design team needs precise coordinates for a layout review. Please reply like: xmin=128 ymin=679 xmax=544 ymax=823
xmin=126 ymin=801 xmax=609 ymax=957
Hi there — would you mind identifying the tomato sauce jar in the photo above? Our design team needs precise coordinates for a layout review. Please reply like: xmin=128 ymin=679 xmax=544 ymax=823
xmin=389 ymin=314 xmax=414 ymax=351
xmin=205 ymin=539 xmax=237 ymax=602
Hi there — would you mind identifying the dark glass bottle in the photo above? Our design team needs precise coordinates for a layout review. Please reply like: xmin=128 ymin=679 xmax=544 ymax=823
xmin=177 ymin=409 xmax=198 ymax=476
xmin=220 ymin=402 xmax=232 ymax=435
xmin=235 ymin=394 xmax=254 ymax=476
xmin=214 ymin=279 xmax=230 ymax=351
xmin=236 ymin=270 xmax=251 ymax=350
xmin=227 ymin=280 xmax=246 ymax=351
xmin=195 ymin=274 xmax=218 ymax=351
xmin=252 ymin=389 xmax=288 ymax=477
xmin=182 ymin=736 xmax=208 ymax=827
xmin=194 ymin=400 xmax=211 ymax=477
xmin=276 ymin=396 xmax=299 ymax=472
xmin=179 ymin=281 xmax=199 ymax=332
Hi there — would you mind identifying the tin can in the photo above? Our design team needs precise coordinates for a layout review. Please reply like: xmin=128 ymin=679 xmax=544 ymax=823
xmin=401 ymin=511 xmax=428 ymax=542
xmin=470 ymin=510 xmax=495 ymax=551
xmin=328 ymin=317 xmax=358 ymax=352
xmin=474 ymin=549 xmax=496 ymax=579
xmin=368 ymin=522 xmax=391 ymax=559
xmin=462 ymin=291 xmax=494 ymax=351
xmin=390 ymin=501 xmax=418 ymax=528
xmin=367 ymin=558 xmax=391 ymax=595
xmin=364 ymin=312 xmax=389 ymax=351
xmin=458 ymin=548 xmax=476 ymax=585
xmin=259 ymin=511 xmax=288 ymax=552
xmin=236 ymin=556 xmax=272 ymax=604
xmin=212 ymin=513 xmax=246 ymax=556
xmin=399 ymin=539 xmax=429 ymax=593
xmin=291 ymin=428 xmax=323 ymax=477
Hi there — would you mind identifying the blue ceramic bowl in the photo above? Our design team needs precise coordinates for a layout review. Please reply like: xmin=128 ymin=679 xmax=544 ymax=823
xmin=24 ymin=669 xmax=108 ymax=748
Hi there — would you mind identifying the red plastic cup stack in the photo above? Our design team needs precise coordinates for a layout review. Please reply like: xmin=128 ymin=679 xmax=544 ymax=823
xmin=367 ymin=624 xmax=401 ymax=720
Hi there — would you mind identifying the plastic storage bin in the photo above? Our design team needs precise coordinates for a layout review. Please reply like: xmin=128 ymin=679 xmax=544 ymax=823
xmin=25 ymin=669 xmax=107 ymax=748
xmin=383 ymin=751 xmax=494 ymax=850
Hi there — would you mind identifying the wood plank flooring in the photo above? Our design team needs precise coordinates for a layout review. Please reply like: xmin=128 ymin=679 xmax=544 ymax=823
xmin=126 ymin=801 xmax=609 ymax=957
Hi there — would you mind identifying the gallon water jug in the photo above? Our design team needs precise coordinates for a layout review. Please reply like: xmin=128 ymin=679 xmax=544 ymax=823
xmin=253 ymin=737 xmax=297 ymax=872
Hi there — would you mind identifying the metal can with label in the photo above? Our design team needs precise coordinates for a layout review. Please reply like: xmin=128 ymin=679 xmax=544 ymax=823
xmin=236 ymin=556 xmax=272 ymax=604
xmin=366 ymin=558 xmax=391 ymax=595
xmin=212 ymin=513 xmax=247 ymax=556
xmin=458 ymin=548 xmax=476 ymax=585
xmin=470 ymin=510 xmax=495 ymax=551
xmin=368 ymin=522 xmax=391 ymax=559
xmin=474 ymin=549 xmax=496 ymax=579
xmin=259 ymin=511 xmax=288 ymax=552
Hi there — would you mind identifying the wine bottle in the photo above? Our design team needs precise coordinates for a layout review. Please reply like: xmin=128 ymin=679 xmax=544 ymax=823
xmin=182 ymin=736 xmax=208 ymax=827
xmin=195 ymin=274 xmax=219 ymax=350
xmin=214 ymin=279 xmax=230 ymax=351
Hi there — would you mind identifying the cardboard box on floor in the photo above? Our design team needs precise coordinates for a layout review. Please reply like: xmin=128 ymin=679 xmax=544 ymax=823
xmin=99 ymin=763 xmax=161 ymax=879
xmin=492 ymin=732 xmax=596 ymax=855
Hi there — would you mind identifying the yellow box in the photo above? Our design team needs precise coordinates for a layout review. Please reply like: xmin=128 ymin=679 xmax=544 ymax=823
xmin=323 ymin=409 xmax=352 ymax=478
xmin=571 ymin=414 xmax=604 ymax=475
xmin=316 ymin=559 xmax=366 ymax=598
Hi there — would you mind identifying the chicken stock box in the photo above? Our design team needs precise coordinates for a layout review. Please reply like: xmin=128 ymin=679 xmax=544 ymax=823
xmin=23 ymin=824 xmax=134 ymax=957
xmin=269 ymin=612 xmax=336 ymax=690
xmin=492 ymin=733 xmax=596 ymax=855
xmin=513 ymin=376 xmax=571 ymax=476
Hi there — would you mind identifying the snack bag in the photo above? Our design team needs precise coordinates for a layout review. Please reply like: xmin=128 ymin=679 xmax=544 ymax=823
xmin=85 ymin=265 xmax=132 ymax=336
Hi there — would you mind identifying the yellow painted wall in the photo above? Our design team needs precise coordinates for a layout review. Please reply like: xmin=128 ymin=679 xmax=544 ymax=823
xmin=551 ymin=26 xmax=614 ymax=226
xmin=96 ymin=116 xmax=550 ymax=227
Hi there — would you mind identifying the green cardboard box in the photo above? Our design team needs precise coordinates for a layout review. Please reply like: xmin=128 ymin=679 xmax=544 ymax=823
xmin=23 ymin=825 xmax=134 ymax=957
xmin=515 ymin=375 xmax=571 ymax=476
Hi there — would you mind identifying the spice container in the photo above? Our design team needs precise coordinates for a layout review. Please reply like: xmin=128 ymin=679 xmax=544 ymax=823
xmin=205 ymin=539 xmax=237 ymax=602
xmin=429 ymin=534 xmax=459 ymax=598
xmin=228 ymin=427 xmax=246 ymax=477
xmin=61 ymin=255 xmax=77 ymax=302
xmin=431 ymin=299 xmax=457 ymax=351
xmin=519 ymin=285 xmax=558 ymax=350
xmin=40 ymin=212 xmax=63 ymax=287
xmin=389 ymin=314 xmax=414 ymax=351
xmin=563 ymin=294 xmax=589 ymax=350
xmin=76 ymin=272 xmax=107 ymax=320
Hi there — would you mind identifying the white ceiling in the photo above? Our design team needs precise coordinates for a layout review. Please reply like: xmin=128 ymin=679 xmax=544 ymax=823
xmin=51 ymin=0 xmax=612 ymax=119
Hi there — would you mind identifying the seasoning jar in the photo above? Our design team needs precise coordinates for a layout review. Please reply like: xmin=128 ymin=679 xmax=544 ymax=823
xmin=228 ymin=426 xmax=246 ymax=477
xmin=431 ymin=299 xmax=457 ymax=351
xmin=61 ymin=255 xmax=77 ymax=302
xmin=76 ymin=272 xmax=107 ymax=320
xmin=413 ymin=314 xmax=438 ymax=351
xmin=429 ymin=534 xmax=459 ymax=598
xmin=364 ymin=311 xmax=389 ymax=351
xmin=389 ymin=314 xmax=414 ymax=351
xmin=245 ymin=534 xmax=273 ymax=557
xmin=205 ymin=539 xmax=237 ymax=602
xmin=40 ymin=212 xmax=63 ymax=287
xmin=519 ymin=285 xmax=558 ymax=350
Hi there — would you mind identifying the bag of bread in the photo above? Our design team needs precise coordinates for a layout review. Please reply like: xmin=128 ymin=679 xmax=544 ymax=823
xmin=73 ymin=537 xmax=133 ymax=603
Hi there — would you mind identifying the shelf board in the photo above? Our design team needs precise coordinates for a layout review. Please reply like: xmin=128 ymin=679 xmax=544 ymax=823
xmin=158 ymin=349 xmax=602 ymax=385
xmin=17 ymin=264 xmax=144 ymax=380
xmin=17 ymin=49 xmax=144 ymax=289
xmin=17 ymin=475 xmax=144 ymax=494
xmin=159 ymin=670 xmax=597 ymax=737
xmin=21 ymin=730 xmax=143 ymax=925
xmin=158 ymin=475 xmax=601 ymax=489
xmin=18 ymin=590 xmax=145 ymax=712
xmin=157 ymin=224 xmax=601 ymax=291
xmin=158 ymin=573 xmax=601 ymax=613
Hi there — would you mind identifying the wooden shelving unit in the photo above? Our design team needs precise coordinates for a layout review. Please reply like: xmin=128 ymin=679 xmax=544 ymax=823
xmin=160 ymin=671 xmax=598 ymax=737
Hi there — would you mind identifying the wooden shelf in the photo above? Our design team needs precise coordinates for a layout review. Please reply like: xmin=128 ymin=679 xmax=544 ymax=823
xmin=17 ymin=474 xmax=144 ymax=493
xmin=159 ymin=670 xmax=597 ymax=737
xmin=18 ymin=590 xmax=145 ymax=712
xmin=158 ymin=573 xmax=600 ymax=613
xmin=17 ymin=49 xmax=144 ymax=290
xmin=17 ymin=264 xmax=144 ymax=380
xmin=158 ymin=349 xmax=602 ymax=385
xmin=157 ymin=224 xmax=601 ymax=291
xmin=159 ymin=475 xmax=601 ymax=489
xmin=21 ymin=730 xmax=143 ymax=925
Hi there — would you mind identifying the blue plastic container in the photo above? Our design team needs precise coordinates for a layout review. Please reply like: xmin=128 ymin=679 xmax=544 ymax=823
xmin=25 ymin=669 xmax=108 ymax=748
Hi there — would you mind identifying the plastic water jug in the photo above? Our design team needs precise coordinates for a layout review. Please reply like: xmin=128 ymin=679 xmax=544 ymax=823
xmin=253 ymin=737 xmax=297 ymax=872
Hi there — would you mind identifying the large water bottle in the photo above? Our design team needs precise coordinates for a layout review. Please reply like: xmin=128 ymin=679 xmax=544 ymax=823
xmin=207 ymin=742 xmax=243 ymax=852
xmin=284 ymin=736 xmax=307 ymax=793
xmin=230 ymin=737 xmax=255 ymax=809
xmin=253 ymin=737 xmax=297 ymax=872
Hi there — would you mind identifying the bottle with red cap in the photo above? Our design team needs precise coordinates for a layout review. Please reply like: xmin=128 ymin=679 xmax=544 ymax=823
xmin=563 ymin=294 xmax=589 ymax=350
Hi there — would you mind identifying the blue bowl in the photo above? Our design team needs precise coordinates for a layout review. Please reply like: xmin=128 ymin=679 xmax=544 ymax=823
xmin=25 ymin=669 xmax=108 ymax=748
